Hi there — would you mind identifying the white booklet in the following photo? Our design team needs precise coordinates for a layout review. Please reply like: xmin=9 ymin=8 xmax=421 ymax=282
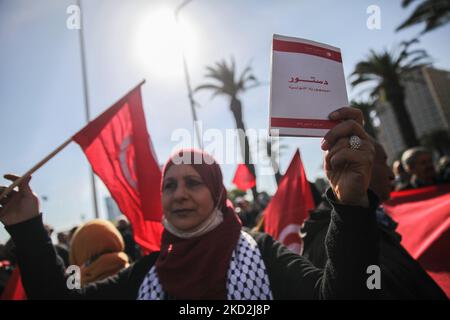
xmin=269 ymin=34 xmax=348 ymax=137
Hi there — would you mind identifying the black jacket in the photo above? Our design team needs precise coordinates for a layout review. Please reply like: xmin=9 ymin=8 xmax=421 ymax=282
xmin=301 ymin=199 xmax=447 ymax=299
xmin=6 ymin=189 xmax=380 ymax=300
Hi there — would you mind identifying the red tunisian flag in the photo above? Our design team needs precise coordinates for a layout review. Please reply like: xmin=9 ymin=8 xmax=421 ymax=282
xmin=72 ymin=83 xmax=163 ymax=253
xmin=263 ymin=149 xmax=315 ymax=254
xmin=232 ymin=164 xmax=256 ymax=191
xmin=384 ymin=184 xmax=450 ymax=297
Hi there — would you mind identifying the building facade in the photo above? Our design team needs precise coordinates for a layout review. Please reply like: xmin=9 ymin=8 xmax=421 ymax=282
xmin=375 ymin=67 xmax=450 ymax=162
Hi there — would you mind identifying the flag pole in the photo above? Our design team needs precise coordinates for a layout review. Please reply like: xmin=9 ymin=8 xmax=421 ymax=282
xmin=77 ymin=0 xmax=99 ymax=219
xmin=174 ymin=0 xmax=203 ymax=149
xmin=0 ymin=79 xmax=146 ymax=202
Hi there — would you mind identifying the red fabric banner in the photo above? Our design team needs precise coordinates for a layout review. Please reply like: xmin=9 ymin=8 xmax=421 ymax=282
xmin=73 ymin=84 xmax=163 ymax=253
xmin=384 ymin=184 xmax=450 ymax=297
xmin=263 ymin=150 xmax=315 ymax=254
xmin=232 ymin=164 xmax=256 ymax=191
xmin=0 ymin=267 xmax=26 ymax=300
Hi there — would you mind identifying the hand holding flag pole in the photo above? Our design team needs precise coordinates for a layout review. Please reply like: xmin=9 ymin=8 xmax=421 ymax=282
xmin=1 ymin=79 xmax=163 ymax=253
xmin=0 ymin=80 xmax=146 ymax=202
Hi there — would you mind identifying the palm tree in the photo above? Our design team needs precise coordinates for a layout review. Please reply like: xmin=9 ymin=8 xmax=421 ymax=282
xmin=396 ymin=0 xmax=450 ymax=34
xmin=350 ymin=100 xmax=377 ymax=138
xmin=350 ymin=39 xmax=431 ymax=147
xmin=195 ymin=58 xmax=260 ymax=201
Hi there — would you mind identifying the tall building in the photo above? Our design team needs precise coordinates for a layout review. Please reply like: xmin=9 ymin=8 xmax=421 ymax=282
xmin=105 ymin=196 xmax=122 ymax=222
xmin=375 ymin=67 xmax=450 ymax=162
xmin=375 ymin=100 xmax=406 ymax=162
xmin=422 ymin=67 xmax=450 ymax=128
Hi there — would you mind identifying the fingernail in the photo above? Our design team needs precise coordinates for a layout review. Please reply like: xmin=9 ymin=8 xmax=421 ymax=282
xmin=329 ymin=111 xmax=339 ymax=120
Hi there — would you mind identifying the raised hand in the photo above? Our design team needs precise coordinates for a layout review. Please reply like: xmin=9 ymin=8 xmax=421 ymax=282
xmin=322 ymin=107 xmax=375 ymax=207
xmin=0 ymin=174 xmax=40 ymax=226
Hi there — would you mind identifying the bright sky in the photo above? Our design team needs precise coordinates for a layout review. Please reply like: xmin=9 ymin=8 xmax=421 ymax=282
xmin=1 ymin=0 xmax=449 ymax=242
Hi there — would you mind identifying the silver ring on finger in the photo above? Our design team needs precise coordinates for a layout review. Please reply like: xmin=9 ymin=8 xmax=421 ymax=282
xmin=349 ymin=135 xmax=362 ymax=150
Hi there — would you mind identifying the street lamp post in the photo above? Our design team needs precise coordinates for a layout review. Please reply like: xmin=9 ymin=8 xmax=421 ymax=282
xmin=174 ymin=0 xmax=203 ymax=149
xmin=77 ymin=0 xmax=100 ymax=219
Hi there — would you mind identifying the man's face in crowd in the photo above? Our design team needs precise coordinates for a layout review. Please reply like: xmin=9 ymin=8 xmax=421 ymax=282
xmin=411 ymin=152 xmax=436 ymax=183
xmin=370 ymin=143 xmax=395 ymax=202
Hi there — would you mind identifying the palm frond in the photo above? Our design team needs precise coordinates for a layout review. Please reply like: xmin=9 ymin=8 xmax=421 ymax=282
xmin=196 ymin=57 xmax=259 ymax=100
xmin=396 ymin=0 xmax=450 ymax=33
xmin=350 ymin=75 xmax=379 ymax=87
xmin=369 ymin=84 xmax=383 ymax=99
xmin=194 ymin=83 xmax=222 ymax=93
xmin=402 ymin=0 xmax=418 ymax=7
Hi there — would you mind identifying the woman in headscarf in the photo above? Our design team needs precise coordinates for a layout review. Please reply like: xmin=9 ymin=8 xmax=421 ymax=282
xmin=1 ymin=107 xmax=380 ymax=299
xmin=69 ymin=219 xmax=129 ymax=286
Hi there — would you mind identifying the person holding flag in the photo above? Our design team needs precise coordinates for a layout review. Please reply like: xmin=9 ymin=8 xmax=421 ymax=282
xmin=1 ymin=107 xmax=382 ymax=299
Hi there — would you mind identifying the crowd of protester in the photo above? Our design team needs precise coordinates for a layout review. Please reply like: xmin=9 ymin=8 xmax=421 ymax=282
xmin=392 ymin=147 xmax=450 ymax=191
xmin=0 ymin=107 xmax=449 ymax=300
xmin=0 ymin=216 xmax=141 ymax=296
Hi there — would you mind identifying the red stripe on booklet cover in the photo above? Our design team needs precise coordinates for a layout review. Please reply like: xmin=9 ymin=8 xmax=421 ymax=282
xmin=273 ymin=39 xmax=342 ymax=62
xmin=271 ymin=117 xmax=337 ymax=129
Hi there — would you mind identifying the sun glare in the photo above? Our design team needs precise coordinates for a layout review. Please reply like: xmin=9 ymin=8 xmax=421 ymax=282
xmin=134 ymin=7 xmax=198 ymax=80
